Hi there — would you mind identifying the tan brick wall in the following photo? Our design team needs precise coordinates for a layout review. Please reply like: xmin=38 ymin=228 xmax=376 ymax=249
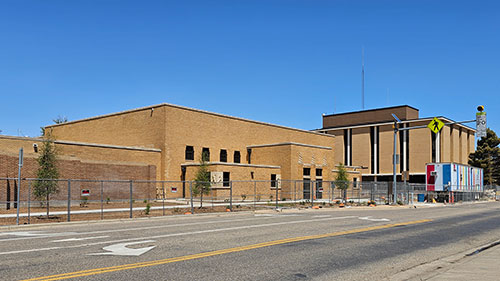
xmin=0 ymin=136 xmax=160 ymax=201
xmin=323 ymin=118 xmax=474 ymax=179
xmin=323 ymin=106 xmax=419 ymax=128
xmin=0 ymin=154 xmax=157 ymax=202
xmin=351 ymin=127 xmax=371 ymax=171
xmin=163 ymin=105 xmax=335 ymax=181
xmin=183 ymin=164 xmax=280 ymax=199
xmin=379 ymin=125 xmax=398 ymax=174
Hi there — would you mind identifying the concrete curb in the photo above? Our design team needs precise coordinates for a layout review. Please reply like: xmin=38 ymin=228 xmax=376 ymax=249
xmin=387 ymin=239 xmax=500 ymax=281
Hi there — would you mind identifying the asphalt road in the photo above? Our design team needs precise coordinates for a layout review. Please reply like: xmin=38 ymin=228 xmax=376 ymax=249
xmin=1 ymin=202 xmax=500 ymax=281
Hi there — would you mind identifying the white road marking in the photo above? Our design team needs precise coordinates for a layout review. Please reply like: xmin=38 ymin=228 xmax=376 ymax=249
xmin=254 ymin=214 xmax=300 ymax=217
xmin=0 ymin=216 xmax=279 ymax=242
xmin=3 ymin=231 xmax=76 ymax=237
xmin=89 ymin=240 xmax=156 ymax=256
xmin=313 ymin=215 xmax=332 ymax=218
xmin=52 ymin=236 xmax=109 ymax=243
xmin=358 ymin=216 xmax=390 ymax=222
xmin=0 ymin=216 xmax=356 ymax=256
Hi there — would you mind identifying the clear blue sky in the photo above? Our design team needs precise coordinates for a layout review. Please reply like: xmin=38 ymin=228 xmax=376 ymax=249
xmin=1 ymin=0 xmax=498 ymax=138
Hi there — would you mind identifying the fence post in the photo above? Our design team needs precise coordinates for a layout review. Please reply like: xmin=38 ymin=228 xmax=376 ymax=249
xmin=162 ymin=181 xmax=165 ymax=216
xmin=28 ymin=180 xmax=31 ymax=224
xmin=100 ymin=181 xmax=104 ymax=220
xmin=189 ymin=181 xmax=194 ymax=214
xmin=129 ymin=180 xmax=133 ymax=218
xmin=67 ymin=179 xmax=71 ymax=222
xmin=229 ymin=181 xmax=233 ymax=211
xmin=294 ymin=181 xmax=297 ymax=202
xmin=275 ymin=181 xmax=279 ymax=209
xmin=311 ymin=181 xmax=314 ymax=208
xmin=253 ymin=180 xmax=256 ymax=211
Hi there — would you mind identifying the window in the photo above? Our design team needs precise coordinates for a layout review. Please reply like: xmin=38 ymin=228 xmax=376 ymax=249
xmin=185 ymin=146 xmax=194 ymax=160
xmin=247 ymin=148 xmax=252 ymax=164
xmin=353 ymin=178 xmax=358 ymax=188
xmin=370 ymin=126 xmax=380 ymax=174
xmin=303 ymin=168 xmax=311 ymax=177
xmin=344 ymin=129 xmax=352 ymax=166
xmin=315 ymin=169 xmax=322 ymax=177
xmin=271 ymin=174 xmax=277 ymax=188
xmin=234 ymin=151 xmax=241 ymax=163
xmin=400 ymin=124 xmax=410 ymax=172
xmin=220 ymin=149 xmax=227 ymax=162
xmin=223 ymin=172 xmax=230 ymax=187
xmin=202 ymin=147 xmax=210 ymax=162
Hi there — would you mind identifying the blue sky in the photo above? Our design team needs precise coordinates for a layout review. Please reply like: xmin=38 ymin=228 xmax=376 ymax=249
xmin=1 ymin=0 xmax=498 ymax=138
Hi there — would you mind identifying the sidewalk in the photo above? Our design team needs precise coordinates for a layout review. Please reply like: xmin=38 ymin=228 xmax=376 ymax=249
xmin=391 ymin=241 xmax=500 ymax=281
xmin=426 ymin=244 xmax=500 ymax=281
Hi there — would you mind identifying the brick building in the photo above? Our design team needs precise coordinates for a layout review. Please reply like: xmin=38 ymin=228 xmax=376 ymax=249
xmin=316 ymin=105 xmax=476 ymax=183
xmin=40 ymin=103 xmax=341 ymax=199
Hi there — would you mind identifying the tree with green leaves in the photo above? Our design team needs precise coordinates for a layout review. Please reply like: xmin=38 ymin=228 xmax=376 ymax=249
xmin=193 ymin=151 xmax=211 ymax=208
xmin=33 ymin=134 xmax=59 ymax=217
xmin=334 ymin=163 xmax=350 ymax=202
xmin=469 ymin=128 xmax=500 ymax=185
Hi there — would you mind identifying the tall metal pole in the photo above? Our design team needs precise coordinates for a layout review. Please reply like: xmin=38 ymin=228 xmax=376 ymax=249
xmin=16 ymin=148 xmax=23 ymax=225
xmin=361 ymin=47 xmax=365 ymax=110
xmin=393 ymin=123 xmax=397 ymax=204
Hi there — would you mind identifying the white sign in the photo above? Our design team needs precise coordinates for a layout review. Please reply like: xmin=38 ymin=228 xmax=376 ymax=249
xmin=476 ymin=112 xmax=487 ymax=138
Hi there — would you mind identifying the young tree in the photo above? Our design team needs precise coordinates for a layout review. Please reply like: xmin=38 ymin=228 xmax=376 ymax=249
xmin=193 ymin=151 xmax=211 ymax=208
xmin=469 ymin=128 xmax=500 ymax=185
xmin=33 ymin=134 xmax=60 ymax=217
xmin=334 ymin=163 xmax=350 ymax=202
xmin=52 ymin=116 xmax=68 ymax=124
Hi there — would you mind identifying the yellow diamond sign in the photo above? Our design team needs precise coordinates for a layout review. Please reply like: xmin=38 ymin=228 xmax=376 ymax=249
xmin=428 ymin=117 xmax=444 ymax=133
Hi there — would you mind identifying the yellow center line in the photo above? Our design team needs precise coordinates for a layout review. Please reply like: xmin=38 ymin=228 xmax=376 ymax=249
xmin=22 ymin=219 xmax=432 ymax=281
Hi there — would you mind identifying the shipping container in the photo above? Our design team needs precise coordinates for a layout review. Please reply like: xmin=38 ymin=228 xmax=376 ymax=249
xmin=426 ymin=163 xmax=483 ymax=192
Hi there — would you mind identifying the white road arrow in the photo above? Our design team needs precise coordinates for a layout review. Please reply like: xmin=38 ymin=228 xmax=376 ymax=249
xmin=358 ymin=216 xmax=390 ymax=222
xmin=89 ymin=240 xmax=156 ymax=256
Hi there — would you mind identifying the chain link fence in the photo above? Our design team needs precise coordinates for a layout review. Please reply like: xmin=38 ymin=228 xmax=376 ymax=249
xmin=0 ymin=177 xmax=496 ymax=226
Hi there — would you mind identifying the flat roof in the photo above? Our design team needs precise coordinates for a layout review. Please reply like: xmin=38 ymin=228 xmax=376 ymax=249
xmin=45 ymin=103 xmax=335 ymax=139
xmin=322 ymin=105 xmax=419 ymax=118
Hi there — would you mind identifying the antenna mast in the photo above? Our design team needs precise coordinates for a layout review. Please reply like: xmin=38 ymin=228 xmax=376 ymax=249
xmin=361 ymin=47 xmax=365 ymax=110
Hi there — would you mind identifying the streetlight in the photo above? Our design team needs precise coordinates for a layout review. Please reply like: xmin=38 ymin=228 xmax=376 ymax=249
xmin=391 ymin=114 xmax=401 ymax=205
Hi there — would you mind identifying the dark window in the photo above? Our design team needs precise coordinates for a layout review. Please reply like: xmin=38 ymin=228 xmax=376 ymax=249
xmin=247 ymin=148 xmax=252 ymax=164
xmin=315 ymin=169 xmax=322 ymax=177
xmin=370 ymin=126 xmax=380 ymax=174
xmin=316 ymin=179 xmax=323 ymax=199
xmin=303 ymin=168 xmax=311 ymax=176
xmin=353 ymin=178 xmax=358 ymax=188
xmin=223 ymin=172 xmax=230 ymax=187
xmin=406 ymin=128 xmax=410 ymax=171
xmin=303 ymin=179 xmax=311 ymax=199
xmin=185 ymin=146 xmax=194 ymax=160
xmin=344 ymin=129 xmax=352 ymax=166
xmin=234 ymin=151 xmax=241 ymax=163
xmin=202 ymin=148 xmax=210 ymax=162
xmin=220 ymin=149 xmax=227 ymax=162
xmin=271 ymin=174 xmax=277 ymax=187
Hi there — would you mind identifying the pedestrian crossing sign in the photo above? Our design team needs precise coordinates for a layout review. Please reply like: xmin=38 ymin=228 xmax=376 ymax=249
xmin=428 ymin=117 xmax=444 ymax=133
